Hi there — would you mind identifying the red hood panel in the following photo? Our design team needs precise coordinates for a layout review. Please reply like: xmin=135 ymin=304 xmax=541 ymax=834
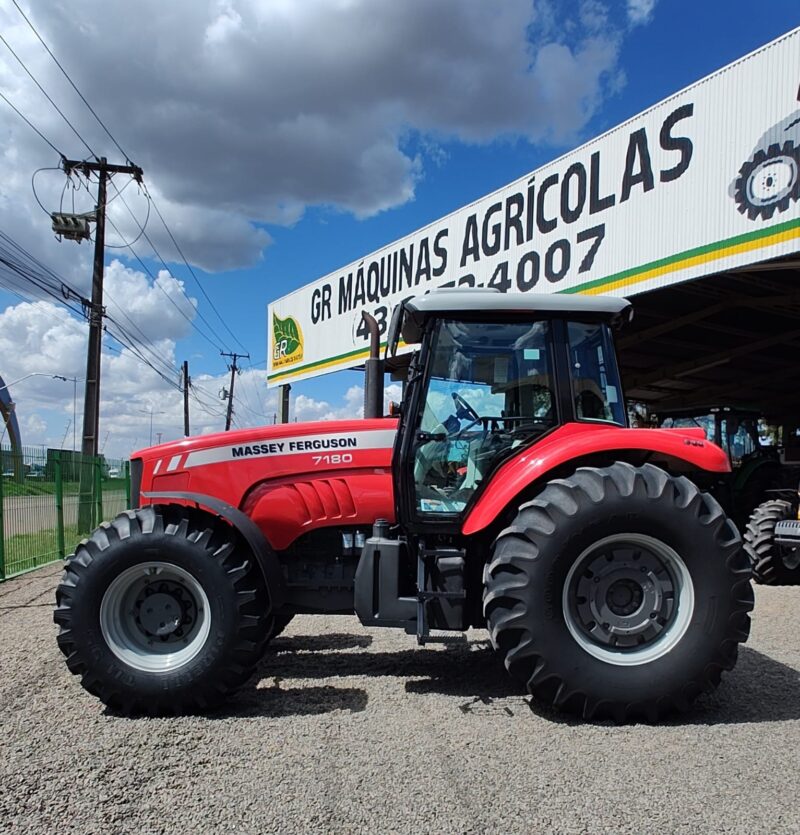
xmin=137 ymin=419 xmax=399 ymax=550
xmin=132 ymin=419 xmax=397 ymax=462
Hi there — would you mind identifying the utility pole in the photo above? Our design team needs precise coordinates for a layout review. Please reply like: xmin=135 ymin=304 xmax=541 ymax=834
xmin=60 ymin=157 xmax=143 ymax=530
xmin=61 ymin=158 xmax=142 ymax=460
xmin=278 ymin=384 xmax=291 ymax=424
xmin=221 ymin=351 xmax=249 ymax=431
xmin=182 ymin=360 xmax=191 ymax=436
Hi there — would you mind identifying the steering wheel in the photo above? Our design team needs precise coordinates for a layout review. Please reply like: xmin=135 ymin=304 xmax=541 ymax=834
xmin=452 ymin=392 xmax=479 ymax=422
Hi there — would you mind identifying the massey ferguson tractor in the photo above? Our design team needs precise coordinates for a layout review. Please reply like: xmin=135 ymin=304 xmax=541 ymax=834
xmin=54 ymin=292 xmax=754 ymax=722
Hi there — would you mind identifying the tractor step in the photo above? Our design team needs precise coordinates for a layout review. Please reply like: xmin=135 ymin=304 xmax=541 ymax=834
xmin=416 ymin=543 xmax=467 ymax=643
xmin=417 ymin=590 xmax=466 ymax=601
xmin=417 ymin=630 xmax=468 ymax=646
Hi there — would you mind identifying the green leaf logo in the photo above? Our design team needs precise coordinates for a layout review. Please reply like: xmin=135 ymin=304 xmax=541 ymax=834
xmin=272 ymin=313 xmax=303 ymax=364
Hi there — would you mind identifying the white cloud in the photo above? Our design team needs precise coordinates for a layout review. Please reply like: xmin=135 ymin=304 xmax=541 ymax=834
xmin=0 ymin=258 xmax=206 ymax=456
xmin=0 ymin=0 xmax=628 ymax=272
xmin=0 ymin=294 xmax=392 ymax=456
xmin=103 ymin=260 xmax=198 ymax=343
xmin=627 ymin=0 xmax=657 ymax=26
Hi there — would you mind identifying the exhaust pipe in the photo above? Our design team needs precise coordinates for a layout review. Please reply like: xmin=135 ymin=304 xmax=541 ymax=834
xmin=362 ymin=311 xmax=384 ymax=419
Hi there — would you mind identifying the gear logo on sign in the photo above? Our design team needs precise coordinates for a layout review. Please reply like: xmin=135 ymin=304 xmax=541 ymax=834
xmin=732 ymin=108 xmax=800 ymax=221
xmin=272 ymin=313 xmax=304 ymax=369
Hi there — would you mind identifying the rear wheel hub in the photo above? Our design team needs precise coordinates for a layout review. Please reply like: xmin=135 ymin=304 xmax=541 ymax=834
xmin=564 ymin=533 xmax=695 ymax=666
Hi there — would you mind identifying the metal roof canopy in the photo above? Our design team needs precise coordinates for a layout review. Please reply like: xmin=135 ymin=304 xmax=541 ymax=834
xmin=618 ymin=254 xmax=800 ymax=421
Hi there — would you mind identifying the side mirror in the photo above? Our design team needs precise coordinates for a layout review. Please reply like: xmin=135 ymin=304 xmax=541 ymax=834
xmin=385 ymin=304 xmax=403 ymax=359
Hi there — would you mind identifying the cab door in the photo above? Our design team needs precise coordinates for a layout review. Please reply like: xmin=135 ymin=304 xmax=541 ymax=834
xmin=394 ymin=316 xmax=558 ymax=533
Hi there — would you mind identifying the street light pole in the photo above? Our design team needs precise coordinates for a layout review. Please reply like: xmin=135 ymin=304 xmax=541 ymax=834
xmin=53 ymin=376 xmax=83 ymax=451
xmin=137 ymin=407 xmax=164 ymax=447
xmin=0 ymin=372 xmax=70 ymax=392
xmin=0 ymin=374 xmax=83 ymax=449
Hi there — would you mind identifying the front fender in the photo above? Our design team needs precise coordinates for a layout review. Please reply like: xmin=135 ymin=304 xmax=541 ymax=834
xmin=462 ymin=423 xmax=730 ymax=536
xmin=141 ymin=490 xmax=286 ymax=608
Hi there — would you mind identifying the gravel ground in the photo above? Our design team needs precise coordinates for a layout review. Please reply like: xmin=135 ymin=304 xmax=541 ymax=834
xmin=1 ymin=564 xmax=799 ymax=835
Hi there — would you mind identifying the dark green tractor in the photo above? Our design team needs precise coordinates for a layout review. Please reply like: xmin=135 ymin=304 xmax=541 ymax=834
xmin=655 ymin=406 xmax=798 ymax=527
xmin=743 ymin=420 xmax=800 ymax=585
xmin=744 ymin=484 xmax=800 ymax=585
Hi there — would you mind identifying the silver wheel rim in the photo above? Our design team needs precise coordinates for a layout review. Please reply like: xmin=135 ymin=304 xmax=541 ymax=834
xmin=747 ymin=156 xmax=797 ymax=206
xmin=100 ymin=561 xmax=211 ymax=673
xmin=562 ymin=533 xmax=695 ymax=667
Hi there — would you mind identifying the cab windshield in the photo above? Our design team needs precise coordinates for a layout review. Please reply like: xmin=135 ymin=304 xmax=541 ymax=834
xmin=413 ymin=319 xmax=556 ymax=515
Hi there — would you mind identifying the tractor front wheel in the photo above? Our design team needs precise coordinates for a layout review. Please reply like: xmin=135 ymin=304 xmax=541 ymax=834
xmin=54 ymin=505 xmax=272 ymax=715
xmin=483 ymin=462 xmax=753 ymax=722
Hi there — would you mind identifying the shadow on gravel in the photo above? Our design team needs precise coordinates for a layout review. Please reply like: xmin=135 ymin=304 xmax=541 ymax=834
xmin=274 ymin=633 xmax=374 ymax=652
xmin=678 ymin=646 xmax=800 ymax=726
xmin=257 ymin=634 xmax=800 ymax=726
xmin=214 ymin=684 xmax=369 ymax=719
xmin=263 ymin=636 xmax=523 ymax=700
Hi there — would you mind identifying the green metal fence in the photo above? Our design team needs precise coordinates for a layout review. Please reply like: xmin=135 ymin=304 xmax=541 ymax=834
xmin=0 ymin=445 xmax=130 ymax=581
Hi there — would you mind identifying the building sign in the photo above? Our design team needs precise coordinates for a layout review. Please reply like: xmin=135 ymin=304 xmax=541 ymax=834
xmin=268 ymin=28 xmax=800 ymax=387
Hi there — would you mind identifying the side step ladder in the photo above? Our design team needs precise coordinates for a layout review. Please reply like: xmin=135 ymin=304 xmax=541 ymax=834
xmin=416 ymin=544 xmax=468 ymax=645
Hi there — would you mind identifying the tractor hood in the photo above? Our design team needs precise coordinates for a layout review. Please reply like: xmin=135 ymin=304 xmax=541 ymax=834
xmin=131 ymin=419 xmax=398 ymax=511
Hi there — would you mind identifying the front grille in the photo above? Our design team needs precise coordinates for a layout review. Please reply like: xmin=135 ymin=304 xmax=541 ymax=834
xmin=130 ymin=457 xmax=143 ymax=507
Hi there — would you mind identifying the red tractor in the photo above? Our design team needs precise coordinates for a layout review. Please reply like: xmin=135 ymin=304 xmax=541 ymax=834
xmin=55 ymin=292 xmax=753 ymax=721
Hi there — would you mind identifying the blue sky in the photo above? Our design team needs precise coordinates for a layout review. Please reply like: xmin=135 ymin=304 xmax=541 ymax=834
xmin=0 ymin=0 xmax=798 ymax=456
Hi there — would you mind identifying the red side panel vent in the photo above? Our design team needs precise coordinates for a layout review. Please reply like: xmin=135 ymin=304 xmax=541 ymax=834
xmin=244 ymin=470 xmax=393 ymax=550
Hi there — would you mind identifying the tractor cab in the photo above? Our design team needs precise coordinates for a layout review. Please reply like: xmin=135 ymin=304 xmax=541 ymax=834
xmin=386 ymin=291 xmax=631 ymax=528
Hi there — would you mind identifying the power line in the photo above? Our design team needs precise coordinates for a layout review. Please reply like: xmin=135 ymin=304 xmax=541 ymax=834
xmin=4 ymin=6 xmax=248 ymax=416
xmin=103 ymin=328 xmax=183 ymax=392
xmin=5 ymin=6 xmax=246 ymax=362
xmin=0 ymin=32 xmax=96 ymax=158
xmin=10 ymin=0 xmax=132 ymax=163
xmin=0 ymin=89 xmax=64 ymax=158
xmin=0 ymin=228 xmax=184 ymax=395
xmin=105 ymin=178 xmax=234 ymax=353
xmin=188 ymin=384 xmax=228 ymax=421
xmin=103 ymin=312 xmax=182 ymax=382
xmin=221 ymin=351 xmax=249 ymax=431
xmin=103 ymin=208 xmax=205 ymax=365
xmin=0 ymin=230 xmax=87 ymax=312
xmin=144 ymin=189 xmax=248 ymax=353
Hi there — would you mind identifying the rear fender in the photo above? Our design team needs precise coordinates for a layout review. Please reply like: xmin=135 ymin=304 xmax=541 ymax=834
xmin=462 ymin=423 xmax=730 ymax=536
xmin=141 ymin=490 xmax=286 ymax=608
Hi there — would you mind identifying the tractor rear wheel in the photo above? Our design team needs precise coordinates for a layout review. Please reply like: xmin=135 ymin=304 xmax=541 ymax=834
xmin=268 ymin=609 xmax=294 ymax=640
xmin=744 ymin=499 xmax=800 ymax=585
xmin=54 ymin=505 xmax=272 ymax=715
xmin=483 ymin=462 xmax=753 ymax=722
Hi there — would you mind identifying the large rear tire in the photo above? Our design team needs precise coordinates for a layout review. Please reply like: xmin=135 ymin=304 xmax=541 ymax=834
xmin=54 ymin=505 xmax=272 ymax=715
xmin=268 ymin=609 xmax=294 ymax=640
xmin=483 ymin=462 xmax=753 ymax=722
xmin=744 ymin=499 xmax=800 ymax=585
